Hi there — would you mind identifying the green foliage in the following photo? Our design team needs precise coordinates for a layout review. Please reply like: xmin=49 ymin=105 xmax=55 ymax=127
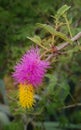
xmin=8 ymin=3 xmax=81 ymax=123
xmin=3 ymin=122 xmax=24 ymax=130
xmin=0 ymin=0 xmax=81 ymax=129
xmin=0 ymin=0 xmax=81 ymax=77
xmin=24 ymin=4 xmax=81 ymax=126
xmin=37 ymin=23 xmax=72 ymax=43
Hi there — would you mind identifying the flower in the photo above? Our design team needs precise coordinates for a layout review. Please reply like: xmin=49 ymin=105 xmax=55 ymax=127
xmin=19 ymin=83 xmax=35 ymax=108
xmin=13 ymin=47 xmax=49 ymax=87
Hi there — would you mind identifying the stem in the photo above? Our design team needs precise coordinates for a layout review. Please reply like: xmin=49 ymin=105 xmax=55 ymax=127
xmin=40 ymin=49 xmax=50 ymax=59
xmin=52 ymin=35 xmax=55 ymax=45
xmin=63 ymin=14 xmax=72 ymax=38
xmin=59 ymin=102 xmax=81 ymax=110
xmin=39 ymin=44 xmax=49 ymax=51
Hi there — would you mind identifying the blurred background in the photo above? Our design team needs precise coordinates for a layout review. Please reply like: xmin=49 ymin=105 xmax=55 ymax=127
xmin=0 ymin=0 xmax=81 ymax=130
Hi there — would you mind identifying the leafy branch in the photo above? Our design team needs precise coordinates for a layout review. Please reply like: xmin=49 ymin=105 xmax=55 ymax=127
xmin=46 ymin=32 xmax=81 ymax=61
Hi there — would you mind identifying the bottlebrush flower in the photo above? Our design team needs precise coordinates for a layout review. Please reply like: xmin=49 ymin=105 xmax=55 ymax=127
xmin=12 ymin=47 xmax=49 ymax=87
xmin=19 ymin=83 xmax=35 ymax=108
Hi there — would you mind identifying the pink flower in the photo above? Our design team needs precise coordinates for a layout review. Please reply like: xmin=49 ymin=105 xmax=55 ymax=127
xmin=12 ymin=47 xmax=49 ymax=87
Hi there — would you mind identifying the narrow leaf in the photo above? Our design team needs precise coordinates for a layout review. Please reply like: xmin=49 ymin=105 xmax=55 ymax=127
xmin=37 ymin=23 xmax=72 ymax=43
xmin=55 ymin=5 xmax=71 ymax=19
xmin=27 ymin=35 xmax=41 ymax=45
xmin=27 ymin=35 xmax=48 ymax=50
xmin=37 ymin=23 xmax=55 ymax=34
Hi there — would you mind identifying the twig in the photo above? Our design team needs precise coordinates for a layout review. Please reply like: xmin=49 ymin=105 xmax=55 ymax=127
xmin=57 ymin=32 xmax=81 ymax=51
xmin=46 ymin=54 xmax=53 ymax=61
xmin=60 ymin=102 xmax=81 ymax=110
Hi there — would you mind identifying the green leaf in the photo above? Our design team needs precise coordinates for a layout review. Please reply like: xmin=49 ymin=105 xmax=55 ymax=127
xmin=37 ymin=23 xmax=72 ymax=43
xmin=27 ymin=35 xmax=48 ymax=50
xmin=27 ymin=35 xmax=41 ymax=45
xmin=37 ymin=23 xmax=55 ymax=34
xmin=55 ymin=5 xmax=71 ymax=19
xmin=55 ymin=31 xmax=72 ymax=43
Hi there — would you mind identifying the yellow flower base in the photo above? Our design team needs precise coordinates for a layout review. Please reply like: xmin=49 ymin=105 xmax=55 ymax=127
xmin=19 ymin=83 xmax=35 ymax=109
